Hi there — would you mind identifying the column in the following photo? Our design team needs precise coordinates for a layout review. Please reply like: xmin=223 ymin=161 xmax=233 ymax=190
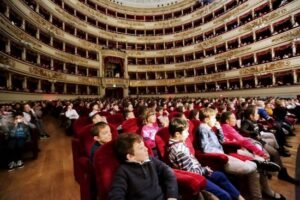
xmin=75 ymin=85 xmax=79 ymax=94
xmin=239 ymin=78 xmax=243 ymax=89
xmin=62 ymin=42 xmax=66 ymax=51
xmin=75 ymin=47 xmax=77 ymax=55
xmin=238 ymin=37 xmax=241 ymax=47
xmin=123 ymin=88 xmax=129 ymax=97
xmin=35 ymin=4 xmax=39 ymax=13
xmin=226 ymin=59 xmax=229 ymax=70
xmin=292 ymin=42 xmax=296 ymax=56
xmin=204 ymin=66 xmax=207 ymax=75
xmin=194 ymin=84 xmax=197 ymax=92
xmin=253 ymin=31 xmax=256 ymax=41
xmin=184 ymin=85 xmax=187 ymax=93
xmin=214 ymin=64 xmax=218 ymax=72
xmin=75 ymin=65 xmax=78 ymax=74
xmin=37 ymin=54 xmax=40 ymax=65
xmin=50 ymin=59 xmax=54 ymax=70
xmin=63 ymin=63 xmax=66 ymax=72
xmin=22 ymin=77 xmax=28 ymax=91
xmin=87 ymin=86 xmax=90 ymax=95
xmin=36 ymin=29 xmax=40 ymax=40
xmin=269 ymin=0 xmax=273 ymax=10
xmin=37 ymin=80 xmax=41 ymax=91
xmin=272 ymin=73 xmax=276 ymax=85
xmin=239 ymin=57 xmax=243 ymax=67
xmin=293 ymin=70 xmax=298 ymax=84
xmin=51 ymin=82 xmax=55 ymax=93
xmin=254 ymin=75 xmax=258 ymax=87
xmin=271 ymin=48 xmax=275 ymax=59
xmin=22 ymin=48 xmax=26 ymax=61
xmin=21 ymin=19 xmax=25 ymax=30
xmin=63 ymin=83 xmax=67 ymax=94
xmin=5 ymin=40 xmax=11 ymax=54
xmin=50 ymin=36 xmax=53 ymax=46
xmin=174 ymin=86 xmax=178 ymax=93
xmin=5 ymin=5 xmax=9 ymax=18
xmin=6 ymin=72 xmax=12 ymax=89
xmin=86 ymin=68 xmax=89 ymax=76
xmin=49 ymin=14 xmax=53 ymax=23
xmin=204 ymin=83 xmax=207 ymax=91
xmin=86 ymin=51 xmax=89 ymax=59
xmin=226 ymin=80 xmax=230 ymax=90
xmin=254 ymin=53 xmax=257 ymax=64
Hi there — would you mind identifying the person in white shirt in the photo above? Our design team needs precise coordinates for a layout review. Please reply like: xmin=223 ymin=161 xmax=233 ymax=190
xmin=65 ymin=103 xmax=79 ymax=120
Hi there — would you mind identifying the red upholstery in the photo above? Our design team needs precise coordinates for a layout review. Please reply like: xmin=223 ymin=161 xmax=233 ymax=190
xmin=121 ymin=118 xmax=141 ymax=134
xmin=73 ymin=116 xmax=92 ymax=137
xmin=93 ymin=141 xmax=120 ymax=200
xmin=106 ymin=113 xmax=124 ymax=128
xmin=71 ymin=138 xmax=82 ymax=183
xmin=94 ymin=140 xmax=206 ymax=200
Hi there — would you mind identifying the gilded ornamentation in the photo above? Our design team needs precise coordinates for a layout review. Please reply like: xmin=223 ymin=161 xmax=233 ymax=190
xmin=242 ymin=9 xmax=287 ymax=32
xmin=213 ymin=3 xmax=248 ymax=25
xmin=215 ymin=47 xmax=251 ymax=60
xmin=55 ymin=52 xmax=89 ymax=64
xmin=29 ymin=12 xmax=64 ymax=36
xmin=102 ymin=78 xmax=129 ymax=87
xmin=272 ymin=28 xmax=300 ymax=43
xmin=29 ymin=66 xmax=66 ymax=80
xmin=239 ymin=60 xmax=290 ymax=75
xmin=0 ymin=54 xmax=15 ymax=68
xmin=55 ymin=7 xmax=88 ymax=28
xmin=78 ymin=77 xmax=100 ymax=85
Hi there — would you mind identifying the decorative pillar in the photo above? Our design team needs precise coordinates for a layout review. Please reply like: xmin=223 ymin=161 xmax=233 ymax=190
xmin=36 ymin=29 xmax=40 ymax=40
xmin=21 ymin=19 xmax=25 ymax=30
xmin=22 ymin=77 xmax=28 ymax=90
xmin=293 ymin=70 xmax=298 ymax=84
xmin=5 ymin=40 xmax=11 ymax=54
xmin=50 ymin=59 xmax=54 ymax=70
xmin=35 ymin=4 xmax=39 ymax=13
xmin=37 ymin=80 xmax=41 ymax=91
xmin=239 ymin=78 xmax=243 ymax=88
xmin=6 ymin=72 xmax=12 ymax=89
xmin=226 ymin=59 xmax=229 ymax=70
xmin=5 ymin=5 xmax=10 ymax=18
xmin=75 ymin=85 xmax=79 ymax=94
xmin=292 ymin=42 xmax=296 ymax=56
xmin=272 ymin=73 xmax=276 ymax=85
xmin=254 ymin=75 xmax=258 ymax=87
xmin=21 ymin=48 xmax=26 ymax=61
xmin=227 ymin=80 xmax=230 ymax=89
xmin=63 ymin=83 xmax=67 ymax=93
xmin=51 ymin=82 xmax=55 ymax=93
xmin=37 ymin=54 xmax=40 ymax=65
xmin=254 ymin=53 xmax=257 ymax=64
xmin=271 ymin=48 xmax=275 ymax=59
xmin=50 ymin=36 xmax=53 ymax=46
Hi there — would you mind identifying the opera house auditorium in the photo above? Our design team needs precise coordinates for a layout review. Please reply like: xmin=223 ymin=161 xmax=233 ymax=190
xmin=0 ymin=0 xmax=299 ymax=199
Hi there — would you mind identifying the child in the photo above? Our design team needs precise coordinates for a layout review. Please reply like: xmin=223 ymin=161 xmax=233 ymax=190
xmin=89 ymin=122 xmax=112 ymax=163
xmin=109 ymin=133 xmax=178 ymax=200
xmin=168 ymin=117 xmax=244 ymax=200
xmin=197 ymin=108 xmax=285 ymax=200
xmin=7 ymin=112 xmax=30 ymax=172
xmin=141 ymin=109 xmax=160 ymax=151
xmin=241 ymin=105 xmax=299 ymax=185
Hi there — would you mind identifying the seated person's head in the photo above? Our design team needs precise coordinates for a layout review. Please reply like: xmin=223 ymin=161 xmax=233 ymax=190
xmin=142 ymin=109 xmax=156 ymax=125
xmin=91 ymin=122 xmax=112 ymax=144
xmin=220 ymin=111 xmax=236 ymax=126
xmin=169 ymin=117 xmax=189 ymax=141
xmin=90 ymin=112 xmax=107 ymax=124
xmin=199 ymin=108 xmax=217 ymax=127
xmin=123 ymin=110 xmax=135 ymax=120
xmin=13 ymin=112 xmax=25 ymax=124
xmin=188 ymin=109 xmax=199 ymax=120
xmin=114 ymin=133 xmax=149 ymax=163
xmin=244 ymin=105 xmax=259 ymax=122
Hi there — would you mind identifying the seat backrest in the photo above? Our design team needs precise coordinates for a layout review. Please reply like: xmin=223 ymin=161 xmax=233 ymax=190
xmin=93 ymin=141 xmax=120 ymax=200
xmin=73 ymin=116 xmax=92 ymax=137
xmin=122 ymin=118 xmax=141 ymax=134
xmin=106 ymin=113 xmax=125 ymax=127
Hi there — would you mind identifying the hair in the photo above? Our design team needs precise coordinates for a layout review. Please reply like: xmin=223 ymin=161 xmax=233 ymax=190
xmin=188 ymin=109 xmax=199 ymax=120
xmin=114 ymin=133 xmax=143 ymax=162
xmin=220 ymin=111 xmax=233 ymax=124
xmin=90 ymin=121 xmax=109 ymax=137
xmin=244 ymin=105 xmax=257 ymax=120
xmin=199 ymin=108 xmax=217 ymax=121
xmin=141 ymin=108 xmax=156 ymax=125
xmin=169 ymin=117 xmax=188 ymax=137
xmin=13 ymin=111 xmax=24 ymax=118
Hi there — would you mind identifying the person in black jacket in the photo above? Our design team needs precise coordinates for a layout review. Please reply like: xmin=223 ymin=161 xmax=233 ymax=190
xmin=240 ymin=105 xmax=299 ymax=185
xmin=108 ymin=133 xmax=178 ymax=200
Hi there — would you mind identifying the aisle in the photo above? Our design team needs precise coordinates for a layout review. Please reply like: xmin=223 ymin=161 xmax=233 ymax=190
xmin=0 ymin=116 xmax=80 ymax=200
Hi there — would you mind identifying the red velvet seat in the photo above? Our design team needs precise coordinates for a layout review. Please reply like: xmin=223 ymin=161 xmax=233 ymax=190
xmin=73 ymin=116 xmax=92 ymax=137
xmin=94 ymin=141 xmax=206 ymax=200
xmin=121 ymin=118 xmax=141 ymax=134
xmin=106 ymin=113 xmax=124 ymax=128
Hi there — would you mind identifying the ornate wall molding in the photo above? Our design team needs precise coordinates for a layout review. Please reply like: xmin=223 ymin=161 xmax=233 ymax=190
xmin=239 ymin=60 xmax=291 ymax=75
